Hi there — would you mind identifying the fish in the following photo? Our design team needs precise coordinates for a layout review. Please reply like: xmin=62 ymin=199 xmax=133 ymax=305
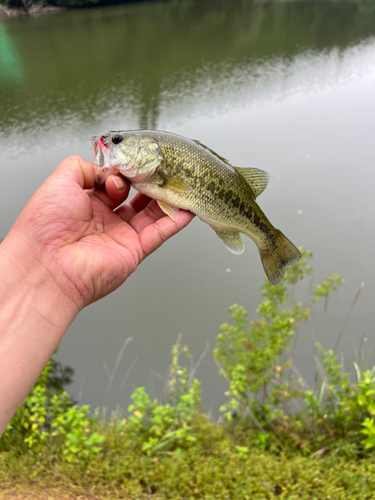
xmin=91 ymin=129 xmax=301 ymax=285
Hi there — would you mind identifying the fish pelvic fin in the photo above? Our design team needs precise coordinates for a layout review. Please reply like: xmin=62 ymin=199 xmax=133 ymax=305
xmin=259 ymin=229 xmax=301 ymax=285
xmin=157 ymin=200 xmax=179 ymax=222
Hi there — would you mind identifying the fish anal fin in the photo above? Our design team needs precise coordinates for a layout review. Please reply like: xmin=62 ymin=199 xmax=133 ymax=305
xmin=234 ymin=167 xmax=270 ymax=198
xmin=157 ymin=200 xmax=179 ymax=222
xmin=259 ymin=229 xmax=301 ymax=285
xmin=212 ymin=228 xmax=244 ymax=255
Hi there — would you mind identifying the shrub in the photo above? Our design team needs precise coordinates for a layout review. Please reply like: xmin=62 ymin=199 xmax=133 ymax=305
xmin=214 ymin=248 xmax=375 ymax=455
xmin=1 ymin=356 xmax=103 ymax=463
xmin=214 ymin=248 xmax=322 ymax=422
xmin=305 ymin=350 xmax=375 ymax=450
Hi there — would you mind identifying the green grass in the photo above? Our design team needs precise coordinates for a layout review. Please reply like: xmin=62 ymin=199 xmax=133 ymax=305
xmin=1 ymin=419 xmax=375 ymax=500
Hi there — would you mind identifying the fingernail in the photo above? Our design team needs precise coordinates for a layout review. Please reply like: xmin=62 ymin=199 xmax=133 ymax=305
xmin=112 ymin=176 xmax=125 ymax=190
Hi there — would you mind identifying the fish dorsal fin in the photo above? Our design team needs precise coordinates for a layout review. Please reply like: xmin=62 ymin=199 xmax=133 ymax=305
xmin=193 ymin=140 xmax=232 ymax=165
xmin=234 ymin=167 xmax=270 ymax=198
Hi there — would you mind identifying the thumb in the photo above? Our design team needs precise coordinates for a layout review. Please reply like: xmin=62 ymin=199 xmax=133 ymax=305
xmin=51 ymin=155 xmax=95 ymax=190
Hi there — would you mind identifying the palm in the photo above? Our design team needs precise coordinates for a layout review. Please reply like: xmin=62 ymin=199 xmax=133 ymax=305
xmin=14 ymin=157 xmax=194 ymax=308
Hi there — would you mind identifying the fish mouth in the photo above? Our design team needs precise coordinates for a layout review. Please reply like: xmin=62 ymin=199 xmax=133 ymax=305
xmin=91 ymin=135 xmax=113 ymax=188
xmin=91 ymin=135 xmax=111 ymax=168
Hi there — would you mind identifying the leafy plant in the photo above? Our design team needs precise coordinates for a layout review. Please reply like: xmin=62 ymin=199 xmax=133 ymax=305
xmin=2 ymin=359 xmax=57 ymax=450
xmin=127 ymin=342 xmax=201 ymax=455
xmin=50 ymin=399 xmax=104 ymax=463
xmin=306 ymin=351 xmax=375 ymax=449
xmin=2 ymin=356 xmax=103 ymax=463
xmin=214 ymin=248 xmax=319 ymax=423
xmin=362 ymin=417 xmax=375 ymax=449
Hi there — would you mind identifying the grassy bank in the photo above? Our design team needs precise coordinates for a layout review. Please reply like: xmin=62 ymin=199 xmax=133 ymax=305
xmin=1 ymin=249 xmax=374 ymax=499
xmin=1 ymin=434 xmax=374 ymax=499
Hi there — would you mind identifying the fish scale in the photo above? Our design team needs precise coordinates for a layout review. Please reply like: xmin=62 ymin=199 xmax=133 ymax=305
xmin=141 ymin=131 xmax=269 ymax=237
xmin=92 ymin=129 xmax=301 ymax=285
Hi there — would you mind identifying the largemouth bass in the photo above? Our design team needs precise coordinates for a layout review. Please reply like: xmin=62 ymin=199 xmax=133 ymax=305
xmin=91 ymin=130 xmax=301 ymax=285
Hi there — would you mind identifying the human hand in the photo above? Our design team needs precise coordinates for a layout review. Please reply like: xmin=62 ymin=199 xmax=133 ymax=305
xmin=0 ymin=155 xmax=194 ymax=433
xmin=4 ymin=155 xmax=195 ymax=311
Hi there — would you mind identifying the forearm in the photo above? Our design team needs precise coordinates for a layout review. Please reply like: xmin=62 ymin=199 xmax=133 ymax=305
xmin=0 ymin=233 xmax=80 ymax=435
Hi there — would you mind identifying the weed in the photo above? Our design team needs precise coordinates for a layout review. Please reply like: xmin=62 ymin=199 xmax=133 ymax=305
xmin=1 ymin=358 xmax=103 ymax=463
xmin=127 ymin=342 xmax=201 ymax=455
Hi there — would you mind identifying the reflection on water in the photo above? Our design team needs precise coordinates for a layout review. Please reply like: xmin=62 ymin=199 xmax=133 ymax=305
xmin=1 ymin=0 xmax=375 ymax=412
xmin=1 ymin=0 xmax=375 ymax=141
xmin=0 ymin=23 xmax=24 ymax=85
xmin=157 ymin=40 xmax=375 ymax=125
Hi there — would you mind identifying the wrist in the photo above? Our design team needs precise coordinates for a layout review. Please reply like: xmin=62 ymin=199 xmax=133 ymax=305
xmin=0 ymin=230 xmax=81 ymax=329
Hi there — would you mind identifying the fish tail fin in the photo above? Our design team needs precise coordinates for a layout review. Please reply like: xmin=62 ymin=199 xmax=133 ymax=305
xmin=259 ymin=229 xmax=301 ymax=285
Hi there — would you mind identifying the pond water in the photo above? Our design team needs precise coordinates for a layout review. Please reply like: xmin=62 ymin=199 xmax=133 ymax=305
xmin=1 ymin=0 xmax=375 ymax=414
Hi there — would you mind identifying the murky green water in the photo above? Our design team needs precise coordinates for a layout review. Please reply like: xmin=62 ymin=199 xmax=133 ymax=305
xmin=1 ymin=0 xmax=375 ymax=412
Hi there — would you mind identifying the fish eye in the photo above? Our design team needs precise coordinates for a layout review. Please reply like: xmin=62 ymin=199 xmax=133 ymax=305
xmin=111 ymin=134 xmax=123 ymax=145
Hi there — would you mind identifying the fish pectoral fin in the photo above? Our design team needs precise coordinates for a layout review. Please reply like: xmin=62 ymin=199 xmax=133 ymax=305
xmin=234 ymin=167 xmax=270 ymax=198
xmin=157 ymin=200 xmax=179 ymax=222
xmin=159 ymin=172 xmax=193 ymax=192
xmin=212 ymin=228 xmax=245 ymax=255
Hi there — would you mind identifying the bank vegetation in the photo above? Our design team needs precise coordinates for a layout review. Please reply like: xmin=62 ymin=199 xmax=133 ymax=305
xmin=1 ymin=250 xmax=374 ymax=499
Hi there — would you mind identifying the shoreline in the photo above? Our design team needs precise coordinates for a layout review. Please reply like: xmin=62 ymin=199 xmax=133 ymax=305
xmin=0 ymin=4 xmax=63 ymax=17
